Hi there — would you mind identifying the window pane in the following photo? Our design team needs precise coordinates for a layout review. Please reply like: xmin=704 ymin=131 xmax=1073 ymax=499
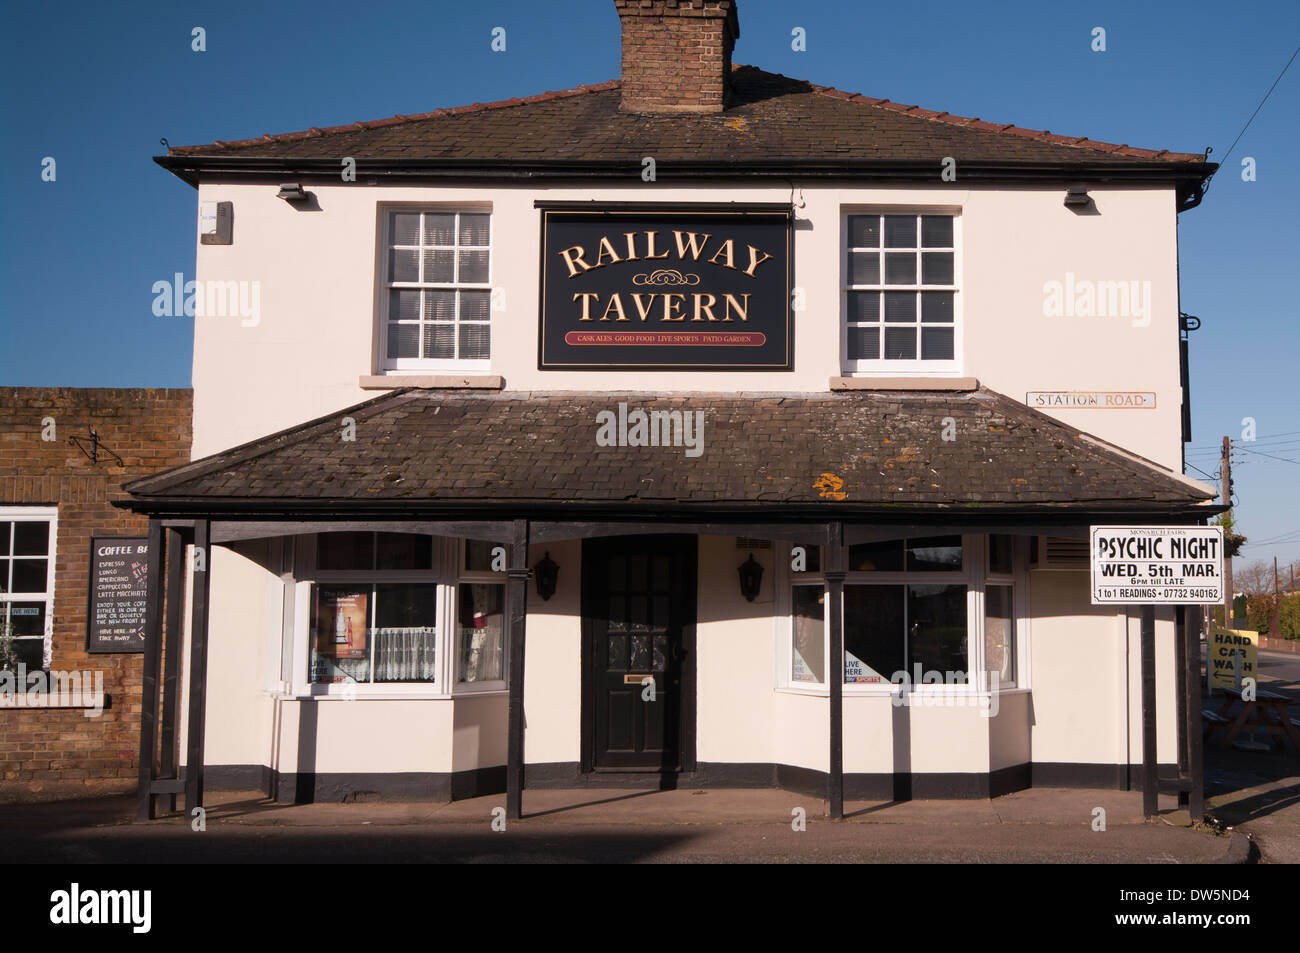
xmin=12 ymin=559 xmax=47 ymax=593
xmin=426 ymin=290 xmax=455 ymax=321
xmin=989 ymin=535 xmax=1014 ymax=575
xmin=883 ymin=215 xmax=917 ymax=248
xmin=423 ymin=249 xmax=454 ymax=283
xmin=884 ymin=291 xmax=916 ymax=322
xmin=847 ymin=291 xmax=880 ymax=322
xmin=459 ymin=324 xmax=491 ymax=360
xmin=884 ymin=252 xmax=917 ymax=285
xmin=8 ymin=601 xmax=46 ymax=636
xmin=12 ymin=637 xmax=44 ymax=671
xmin=921 ymin=216 xmax=953 ymax=247
xmin=849 ymin=251 xmax=880 ymax=285
xmin=390 ymin=289 xmax=420 ymax=321
xmin=848 ymin=540 xmax=903 ymax=572
xmin=0 ymin=524 xmax=10 ymax=556
xmin=425 ymin=324 xmax=455 ymax=359
xmin=792 ymin=585 xmax=825 ymax=684
xmin=908 ymin=584 xmax=967 ymax=681
xmin=921 ymin=252 xmax=954 ymax=285
xmin=388 ymin=323 xmax=420 ymax=360
xmin=985 ymin=585 xmax=1015 ymax=685
xmin=458 ymin=213 xmax=490 ymax=246
xmin=373 ymin=584 xmax=437 ymax=683
xmin=459 ymin=583 xmax=504 ymax=681
xmin=389 ymin=248 xmax=419 ymax=283
xmin=845 ymin=585 xmax=904 ymax=684
xmin=392 ymin=213 xmax=421 ymax=246
xmin=317 ymin=532 xmax=373 ymax=571
xmin=459 ymin=290 xmax=490 ymax=322
xmin=884 ymin=326 xmax=916 ymax=359
xmin=921 ymin=292 xmax=953 ymax=323
xmin=12 ymin=522 xmax=49 ymax=556
xmin=906 ymin=535 xmax=963 ymax=571
xmin=375 ymin=533 xmax=433 ymax=571
xmin=310 ymin=585 xmax=371 ymax=684
xmin=848 ymin=215 xmax=880 ymax=247
xmin=458 ymin=249 xmax=489 ymax=283
xmin=465 ymin=539 xmax=505 ymax=572
xmin=847 ymin=327 xmax=879 ymax=361
xmin=424 ymin=213 xmax=455 ymax=246
xmin=921 ymin=327 xmax=954 ymax=360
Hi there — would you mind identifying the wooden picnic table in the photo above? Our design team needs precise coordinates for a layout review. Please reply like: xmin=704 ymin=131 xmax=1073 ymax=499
xmin=1212 ymin=686 xmax=1300 ymax=752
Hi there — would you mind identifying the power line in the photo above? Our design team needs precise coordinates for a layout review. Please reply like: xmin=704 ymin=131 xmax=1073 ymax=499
xmin=1208 ymin=43 xmax=1300 ymax=185
xmin=1236 ymin=445 xmax=1300 ymax=465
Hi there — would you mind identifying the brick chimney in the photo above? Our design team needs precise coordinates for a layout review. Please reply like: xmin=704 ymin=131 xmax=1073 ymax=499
xmin=615 ymin=0 xmax=740 ymax=114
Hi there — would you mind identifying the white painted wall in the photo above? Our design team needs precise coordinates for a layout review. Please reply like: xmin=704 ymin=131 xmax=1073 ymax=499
xmin=190 ymin=180 xmax=1185 ymax=470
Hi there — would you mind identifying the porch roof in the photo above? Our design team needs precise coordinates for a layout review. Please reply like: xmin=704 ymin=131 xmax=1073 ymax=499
xmin=120 ymin=388 xmax=1217 ymax=521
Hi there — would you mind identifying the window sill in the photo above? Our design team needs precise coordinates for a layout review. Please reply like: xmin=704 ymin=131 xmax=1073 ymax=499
xmin=360 ymin=375 xmax=503 ymax=391
xmin=830 ymin=376 xmax=979 ymax=392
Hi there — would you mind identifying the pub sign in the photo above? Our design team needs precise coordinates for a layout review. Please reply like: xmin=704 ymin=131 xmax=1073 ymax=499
xmin=538 ymin=205 xmax=792 ymax=370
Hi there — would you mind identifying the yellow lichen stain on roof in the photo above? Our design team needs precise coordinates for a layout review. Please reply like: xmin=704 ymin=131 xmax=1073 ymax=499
xmin=814 ymin=472 xmax=847 ymax=501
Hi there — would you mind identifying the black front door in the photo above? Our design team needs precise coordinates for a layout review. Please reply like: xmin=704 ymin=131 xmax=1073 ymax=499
xmin=583 ymin=535 xmax=696 ymax=772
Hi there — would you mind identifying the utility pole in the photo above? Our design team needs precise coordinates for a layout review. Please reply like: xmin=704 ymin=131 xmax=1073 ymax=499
xmin=1271 ymin=556 xmax=1281 ymax=638
xmin=1221 ymin=436 xmax=1234 ymax=628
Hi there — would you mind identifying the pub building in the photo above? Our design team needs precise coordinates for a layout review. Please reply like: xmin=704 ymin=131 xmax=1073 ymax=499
xmin=127 ymin=0 xmax=1221 ymax=819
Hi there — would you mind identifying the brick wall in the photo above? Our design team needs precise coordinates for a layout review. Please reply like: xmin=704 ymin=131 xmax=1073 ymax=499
xmin=0 ymin=387 xmax=192 ymax=801
xmin=615 ymin=0 xmax=738 ymax=114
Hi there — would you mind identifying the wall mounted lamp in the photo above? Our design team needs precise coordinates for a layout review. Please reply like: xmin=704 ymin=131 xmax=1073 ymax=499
xmin=533 ymin=552 xmax=559 ymax=601
xmin=738 ymin=553 xmax=764 ymax=602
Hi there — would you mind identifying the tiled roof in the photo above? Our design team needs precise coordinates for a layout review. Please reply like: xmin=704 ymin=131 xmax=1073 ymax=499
xmin=123 ymin=388 xmax=1215 ymax=515
xmin=163 ymin=66 xmax=1209 ymax=167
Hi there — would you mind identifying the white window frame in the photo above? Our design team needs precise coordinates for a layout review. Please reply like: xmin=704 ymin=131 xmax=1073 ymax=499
xmin=778 ymin=533 xmax=1029 ymax=698
xmin=841 ymin=207 xmax=963 ymax=376
xmin=454 ymin=539 xmax=508 ymax=695
xmin=0 ymin=506 xmax=57 ymax=672
xmin=377 ymin=205 xmax=493 ymax=374
xmin=287 ymin=534 xmax=512 ymax=699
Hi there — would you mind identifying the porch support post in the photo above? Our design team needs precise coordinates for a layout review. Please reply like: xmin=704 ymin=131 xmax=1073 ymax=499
xmin=1174 ymin=607 xmax=1188 ymax=807
xmin=184 ymin=519 xmax=213 ymax=814
xmin=825 ymin=522 xmax=845 ymax=820
xmin=506 ymin=519 xmax=531 ymax=821
xmin=1140 ymin=605 xmax=1158 ymax=818
xmin=1184 ymin=606 xmax=1205 ymax=822
xmin=134 ymin=518 xmax=166 ymax=821
xmin=158 ymin=526 xmax=185 ymax=813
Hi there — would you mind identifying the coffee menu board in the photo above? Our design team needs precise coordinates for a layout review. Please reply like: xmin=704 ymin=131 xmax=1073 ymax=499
xmin=86 ymin=537 xmax=149 ymax=653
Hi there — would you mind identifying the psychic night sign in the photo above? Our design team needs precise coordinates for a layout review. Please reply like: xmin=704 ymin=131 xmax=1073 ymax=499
xmin=538 ymin=206 xmax=792 ymax=370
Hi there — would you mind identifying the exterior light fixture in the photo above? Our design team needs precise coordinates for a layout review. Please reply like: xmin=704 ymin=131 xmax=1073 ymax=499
xmin=738 ymin=553 xmax=764 ymax=602
xmin=533 ymin=552 xmax=559 ymax=601
xmin=276 ymin=182 xmax=309 ymax=203
xmin=1063 ymin=185 xmax=1091 ymax=208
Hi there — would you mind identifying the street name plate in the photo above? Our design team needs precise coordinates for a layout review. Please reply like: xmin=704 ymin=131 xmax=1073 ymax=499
xmin=1090 ymin=525 xmax=1223 ymax=605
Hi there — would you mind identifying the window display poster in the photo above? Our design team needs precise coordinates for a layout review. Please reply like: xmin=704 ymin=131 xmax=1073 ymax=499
xmin=844 ymin=650 xmax=886 ymax=684
xmin=315 ymin=588 xmax=368 ymax=660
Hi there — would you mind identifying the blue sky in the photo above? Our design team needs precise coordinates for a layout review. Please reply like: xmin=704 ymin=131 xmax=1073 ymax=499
xmin=1 ymin=0 xmax=1297 ymax=570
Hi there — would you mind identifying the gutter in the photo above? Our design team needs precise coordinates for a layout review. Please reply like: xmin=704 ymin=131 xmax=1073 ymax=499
xmin=152 ymin=155 xmax=1217 ymax=209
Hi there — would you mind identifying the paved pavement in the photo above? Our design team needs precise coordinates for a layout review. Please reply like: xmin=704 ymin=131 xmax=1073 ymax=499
xmin=0 ymin=785 xmax=1237 ymax=863
xmin=1203 ymin=646 xmax=1300 ymax=864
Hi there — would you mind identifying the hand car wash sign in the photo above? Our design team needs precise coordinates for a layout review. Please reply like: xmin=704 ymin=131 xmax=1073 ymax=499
xmin=538 ymin=205 xmax=792 ymax=370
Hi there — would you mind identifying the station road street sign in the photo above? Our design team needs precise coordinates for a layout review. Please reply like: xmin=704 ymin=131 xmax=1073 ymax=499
xmin=1090 ymin=525 xmax=1224 ymax=605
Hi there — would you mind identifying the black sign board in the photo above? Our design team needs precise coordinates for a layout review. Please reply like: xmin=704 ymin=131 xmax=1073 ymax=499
xmin=538 ymin=205 xmax=792 ymax=370
xmin=86 ymin=537 xmax=149 ymax=654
